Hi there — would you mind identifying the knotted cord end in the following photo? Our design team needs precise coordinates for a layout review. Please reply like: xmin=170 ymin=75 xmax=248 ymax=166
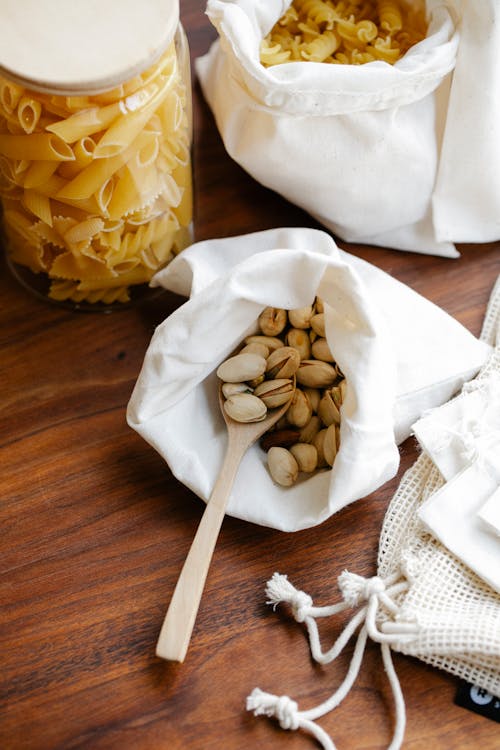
xmin=246 ymin=688 xmax=300 ymax=731
xmin=265 ymin=572 xmax=313 ymax=622
xmin=337 ymin=570 xmax=385 ymax=607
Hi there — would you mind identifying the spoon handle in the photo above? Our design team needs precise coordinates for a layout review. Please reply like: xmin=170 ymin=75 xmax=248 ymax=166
xmin=155 ymin=437 xmax=243 ymax=662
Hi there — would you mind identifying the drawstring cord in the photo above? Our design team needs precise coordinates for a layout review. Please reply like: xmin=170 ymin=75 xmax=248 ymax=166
xmin=247 ymin=570 xmax=419 ymax=750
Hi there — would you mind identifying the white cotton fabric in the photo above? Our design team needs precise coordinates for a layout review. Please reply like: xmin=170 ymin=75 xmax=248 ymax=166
xmin=195 ymin=0 xmax=460 ymax=256
xmin=478 ymin=490 xmax=500 ymax=538
xmin=378 ymin=277 xmax=500 ymax=697
xmin=127 ymin=227 xmax=490 ymax=531
xmin=433 ymin=0 xmax=500 ymax=242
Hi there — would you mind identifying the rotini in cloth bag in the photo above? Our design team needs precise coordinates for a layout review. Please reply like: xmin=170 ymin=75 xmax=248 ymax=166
xmin=247 ymin=275 xmax=500 ymax=749
xmin=196 ymin=0 xmax=459 ymax=256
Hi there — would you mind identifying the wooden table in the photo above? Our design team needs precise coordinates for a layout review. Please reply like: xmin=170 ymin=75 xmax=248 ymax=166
xmin=1 ymin=3 xmax=499 ymax=748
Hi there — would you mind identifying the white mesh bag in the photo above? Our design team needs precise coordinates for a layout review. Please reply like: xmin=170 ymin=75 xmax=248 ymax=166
xmin=246 ymin=275 xmax=500 ymax=749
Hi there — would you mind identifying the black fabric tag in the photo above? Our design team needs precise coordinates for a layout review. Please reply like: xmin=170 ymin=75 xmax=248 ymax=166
xmin=455 ymin=681 xmax=500 ymax=723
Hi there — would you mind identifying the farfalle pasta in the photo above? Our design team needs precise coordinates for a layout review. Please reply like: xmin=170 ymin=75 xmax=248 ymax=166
xmin=260 ymin=0 xmax=427 ymax=66
xmin=0 ymin=40 xmax=192 ymax=305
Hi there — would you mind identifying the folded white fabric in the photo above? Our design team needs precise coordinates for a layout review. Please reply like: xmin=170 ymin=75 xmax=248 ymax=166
xmin=478 ymin=489 xmax=500 ymax=537
xmin=127 ymin=228 xmax=490 ymax=531
xmin=413 ymin=362 xmax=500 ymax=592
xmin=433 ymin=0 xmax=500 ymax=242
xmin=196 ymin=0 xmax=460 ymax=256
xmin=418 ymin=454 xmax=500 ymax=593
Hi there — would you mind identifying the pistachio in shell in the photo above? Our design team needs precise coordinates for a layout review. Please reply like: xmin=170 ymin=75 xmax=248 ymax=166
xmin=285 ymin=328 xmax=311 ymax=360
xmin=323 ymin=423 xmax=338 ymax=467
xmin=221 ymin=382 xmax=253 ymax=398
xmin=217 ymin=352 xmax=267 ymax=383
xmin=223 ymin=392 xmax=267 ymax=423
xmin=310 ymin=313 xmax=326 ymax=338
xmin=286 ymin=388 xmax=312 ymax=428
xmin=258 ymin=307 xmax=288 ymax=337
xmin=298 ymin=415 xmax=322 ymax=444
xmin=311 ymin=337 xmax=334 ymax=363
xmin=288 ymin=305 xmax=314 ymax=330
xmin=290 ymin=443 xmax=318 ymax=473
xmin=239 ymin=342 xmax=270 ymax=359
xmin=245 ymin=334 xmax=284 ymax=352
xmin=317 ymin=390 xmax=341 ymax=427
xmin=266 ymin=346 xmax=300 ymax=379
xmin=267 ymin=447 xmax=299 ymax=487
xmin=254 ymin=378 xmax=294 ymax=408
xmin=296 ymin=360 xmax=337 ymax=389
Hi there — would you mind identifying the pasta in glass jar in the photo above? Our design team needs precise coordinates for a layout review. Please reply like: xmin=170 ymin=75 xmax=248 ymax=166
xmin=0 ymin=0 xmax=193 ymax=308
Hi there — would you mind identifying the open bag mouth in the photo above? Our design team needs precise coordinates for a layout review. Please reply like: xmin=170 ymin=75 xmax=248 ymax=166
xmin=127 ymin=229 xmax=490 ymax=531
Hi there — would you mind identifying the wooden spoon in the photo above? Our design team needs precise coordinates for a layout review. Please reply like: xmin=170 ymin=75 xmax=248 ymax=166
xmin=156 ymin=381 xmax=295 ymax=662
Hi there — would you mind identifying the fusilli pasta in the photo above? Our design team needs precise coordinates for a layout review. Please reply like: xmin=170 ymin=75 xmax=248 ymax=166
xmin=260 ymin=0 xmax=427 ymax=67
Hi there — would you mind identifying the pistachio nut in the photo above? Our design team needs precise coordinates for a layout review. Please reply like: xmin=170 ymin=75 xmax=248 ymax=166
xmin=324 ymin=423 xmax=338 ymax=467
xmin=290 ymin=443 xmax=318 ymax=473
xmin=303 ymin=387 xmax=321 ymax=413
xmin=239 ymin=342 xmax=270 ymax=359
xmin=299 ymin=415 xmax=322 ymax=444
xmin=254 ymin=378 xmax=294 ymax=408
xmin=339 ymin=378 xmax=347 ymax=402
xmin=286 ymin=388 xmax=312 ymax=428
xmin=315 ymin=297 xmax=324 ymax=314
xmin=266 ymin=346 xmax=300 ymax=379
xmin=285 ymin=328 xmax=311 ymax=360
xmin=260 ymin=427 xmax=301 ymax=452
xmin=317 ymin=390 xmax=341 ymax=427
xmin=221 ymin=382 xmax=253 ymax=398
xmin=258 ymin=307 xmax=288 ymax=337
xmin=330 ymin=384 xmax=343 ymax=409
xmin=217 ymin=352 xmax=267 ymax=383
xmin=267 ymin=446 xmax=299 ymax=487
xmin=288 ymin=305 xmax=314 ymax=330
xmin=310 ymin=313 xmax=326 ymax=338
xmin=223 ymin=392 xmax=267 ymax=423
xmin=312 ymin=429 xmax=329 ymax=468
xmin=311 ymin=337 xmax=334 ymax=363
xmin=245 ymin=334 xmax=284 ymax=352
xmin=247 ymin=374 xmax=265 ymax=388
xmin=296 ymin=360 xmax=337 ymax=389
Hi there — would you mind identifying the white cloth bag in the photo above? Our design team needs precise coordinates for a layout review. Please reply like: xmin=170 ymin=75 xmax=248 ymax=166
xmin=127 ymin=227 xmax=490 ymax=531
xmin=433 ymin=0 xmax=500 ymax=242
xmin=196 ymin=0 xmax=459 ymax=256
xmin=244 ymin=275 xmax=500 ymax=750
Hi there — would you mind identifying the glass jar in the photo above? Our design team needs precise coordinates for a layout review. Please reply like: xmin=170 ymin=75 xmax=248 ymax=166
xmin=0 ymin=0 xmax=193 ymax=309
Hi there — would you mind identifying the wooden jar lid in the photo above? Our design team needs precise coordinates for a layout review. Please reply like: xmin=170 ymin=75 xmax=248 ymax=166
xmin=0 ymin=0 xmax=179 ymax=95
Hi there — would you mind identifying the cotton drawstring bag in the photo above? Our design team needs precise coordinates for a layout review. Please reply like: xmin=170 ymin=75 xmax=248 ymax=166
xmin=196 ymin=0 xmax=459 ymax=256
xmin=246 ymin=274 xmax=500 ymax=749
xmin=127 ymin=227 xmax=490 ymax=531
xmin=433 ymin=0 xmax=500 ymax=242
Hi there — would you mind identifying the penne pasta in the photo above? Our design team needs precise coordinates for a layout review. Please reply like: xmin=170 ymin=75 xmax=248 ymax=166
xmin=17 ymin=97 xmax=42 ymax=134
xmin=47 ymin=100 xmax=125 ymax=143
xmin=55 ymin=130 xmax=152 ymax=200
xmin=92 ymin=72 xmax=177 ymax=159
xmin=23 ymin=188 xmax=53 ymax=226
xmin=23 ymin=159 xmax=59 ymax=188
xmin=0 ymin=132 xmax=75 ymax=161
xmin=0 ymin=80 xmax=24 ymax=115
xmin=1 ymin=38 xmax=193 ymax=305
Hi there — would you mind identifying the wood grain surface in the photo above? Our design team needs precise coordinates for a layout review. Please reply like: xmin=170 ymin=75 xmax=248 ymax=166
xmin=1 ymin=2 xmax=499 ymax=749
